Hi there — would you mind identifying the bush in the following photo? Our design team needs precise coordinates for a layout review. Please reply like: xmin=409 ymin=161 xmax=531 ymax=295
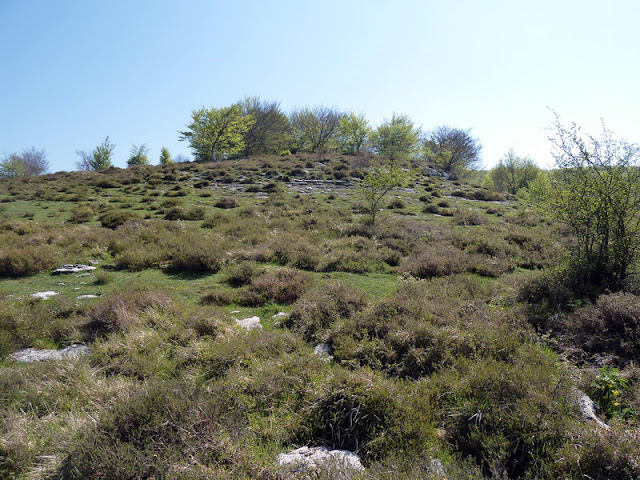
xmin=0 ymin=244 xmax=59 ymax=277
xmin=163 ymin=206 xmax=205 ymax=221
xmin=403 ymin=246 xmax=468 ymax=279
xmin=68 ymin=206 xmax=94 ymax=224
xmin=214 ymin=197 xmax=239 ymax=209
xmin=285 ymin=281 xmax=368 ymax=342
xmin=100 ymin=210 xmax=139 ymax=229
xmin=237 ymin=268 xmax=311 ymax=306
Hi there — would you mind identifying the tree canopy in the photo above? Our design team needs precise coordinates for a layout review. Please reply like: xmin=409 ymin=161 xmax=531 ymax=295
xmin=76 ymin=137 xmax=115 ymax=171
xmin=485 ymin=149 xmax=540 ymax=195
xmin=179 ymin=104 xmax=254 ymax=161
xmin=370 ymin=113 xmax=420 ymax=163
xmin=424 ymin=126 xmax=482 ymax=175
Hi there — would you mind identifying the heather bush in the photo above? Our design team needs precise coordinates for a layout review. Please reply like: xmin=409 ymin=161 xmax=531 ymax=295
xmin=403 ymin=246 xmax=468 ymax=279
xmin=285 ymin=281 xmax=368 ymax=341
xmin=100 ymin=210 xmax=139 ymax=229
xmin=214 ymin=197 xmax=239 ymax=209
xmin=0 ymin=244 xmax=59 ymax=277
xmin=237 ymin=268 xmax=311 ymax=306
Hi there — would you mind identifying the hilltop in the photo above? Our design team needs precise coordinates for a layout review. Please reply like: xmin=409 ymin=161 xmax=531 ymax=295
xmin=0 ymin=153 xmax=638 ymax=479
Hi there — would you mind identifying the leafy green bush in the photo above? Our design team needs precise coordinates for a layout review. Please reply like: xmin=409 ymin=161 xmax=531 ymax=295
xmin=0 ymin=244 xmax=59 ymax=277
xmin=100 ymin=210 xmax=139 ymax=229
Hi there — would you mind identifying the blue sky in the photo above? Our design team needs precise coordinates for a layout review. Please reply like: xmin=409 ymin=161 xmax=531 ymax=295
xmin=1 ymin=0 xmax=638 ymax=171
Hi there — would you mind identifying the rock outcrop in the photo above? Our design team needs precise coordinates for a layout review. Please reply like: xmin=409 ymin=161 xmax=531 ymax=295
xmin=277 ymin=446 xmax=364 ymax=477
xmin=9 ymin=344 xmax=91 ymax=363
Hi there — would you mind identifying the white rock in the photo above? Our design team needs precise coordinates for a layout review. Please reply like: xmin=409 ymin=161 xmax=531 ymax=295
xmin=272 ymin=312 xmax=289 ymax=318
xmin=52 ymin=264 xmax=97 ymax=274
xmin=77 ymin=294 xmax=99 ymax=299
xmin=9 ymin=344 xmax=91 ymax=363
xmin=31 ymin=291 xmax=58 ymax=300
xmin=575 ymin=389 xmax=609 ymax=429
xmin=236 ymin=316 xmax=262 ymax=330
xmin=314 ymin=343 xmax=332 ymax=361
xmin=277 ymin=446 xmax=364 ymax=475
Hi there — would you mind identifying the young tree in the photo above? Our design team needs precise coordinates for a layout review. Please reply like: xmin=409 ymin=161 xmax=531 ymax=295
xmin=337 ymin=112 xmax=370 ymax=154
xmin=485 ymin=149 xmax=540 ymax=194
xmin=159 ymin=147 xmax=173 ymax=165
xmin=127 ymin=144 xmax=150 ymax=166
xmin=358 ymin=164 xmax=407 ymax=227
xmin=370 ymin=113 xmax=420 ymax=163
xmin=0 ymin=148 xmax=49 ymax=177
xmin=546 ymin=115 xmax=640 ymax=284
xmin=76 ymin=137 xmax=115 ymax=171
xmin=178 ymin=104 xmax=254 ymax=162
xmin=423 ymin=126 xmax=482 ymax=175
xmin=0 ymin=154 xmax=26 ymax=178
xmin=240 ymin=96 xmax=290 ymax=155
xmin=289 ymin=106 xmax=342 ymax=153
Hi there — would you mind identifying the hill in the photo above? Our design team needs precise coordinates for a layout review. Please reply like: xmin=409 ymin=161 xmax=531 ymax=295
xmin=0 ymin=154 xmax=638 ymax=479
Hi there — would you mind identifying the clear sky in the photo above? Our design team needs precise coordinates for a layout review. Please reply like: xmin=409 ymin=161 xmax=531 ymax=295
xmin=1 ymin=0 xmax=638 ymax=172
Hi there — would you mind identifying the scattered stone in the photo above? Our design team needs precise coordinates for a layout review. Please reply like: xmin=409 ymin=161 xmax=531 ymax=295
xmin=76 ymin=273 xmax=91 ymax=277
xmin=52 ymin=264 xmax=97 ymax=275
xmin=77 ymin=294 xmax=99 ymax=299
xmin=277 ymin=446 xmax=364 ymax=476
xmin=9 ymin=344 xmax=91 ymax=363
xmin=575 ymin=389 xmax=609 ymax=429
xmin=31 ymin=291 xmax=58 ymax=300
xmin=89 ymin=260 xmax=101 ymax=265
xmin=236 ymin=316 xmax=262 ymax=330
xmin=57 ymin=282 xmax=66 ymax=286
xmin=230 ymin=310 xmax=240 ymax=314
xmin=272 ymin=312 xmax=289 ymax=318
xmin=428 ymin=458 xmax=447 ymax=478
xmin=314 ymin=343 xmax=332 ymax=361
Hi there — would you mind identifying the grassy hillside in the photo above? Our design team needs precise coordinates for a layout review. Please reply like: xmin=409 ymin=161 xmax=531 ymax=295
xmin=0 ymin=154 xmax=638 ymax=479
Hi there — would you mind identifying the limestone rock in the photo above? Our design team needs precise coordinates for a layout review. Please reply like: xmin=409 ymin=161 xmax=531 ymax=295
xmin=314 ymin=343 xmax=332 ymax=361
xmin=277 ymin=446 xmax=364 ymax=477
xmin=52 ymin=264 xmax=97 ymax=275
xmin=31 ymin=291 xmax=58 ymax=300
xmin=236 ymin=316 xmax=262 ymax=330
xmin=9 ymin=344 xmax=91 ymax=363
xmin=575 ymin=389 xmax=609 ymax=429
xmin=77 ymin=294 xmax=99 ymax=299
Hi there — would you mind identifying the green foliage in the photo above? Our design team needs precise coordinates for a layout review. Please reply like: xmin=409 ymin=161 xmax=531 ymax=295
xmin=370 ymin=113 xmax=420 ymax=162
xmin=0 ymin=148 xmax=48 ymax=178
xmin=546 ymin=115 xmax=640 ymax=284
xmin=289 ymin=106 xmax=342 ymax=153
xmin=591 ymin=367 xmax=633 ymax=418
xmin=76 ymin=137 xmax=115 ymax=171
xmin=484 ymin=149 xmax=541 ymax=195
xmin=178 ymin=104 xmax=254 ymax=161
xmin=158 ymin=146 xmax=173 ymax=165
xmin=126 ymin=144 xmax=150 ymax=167
xmin=0 ymin=154 xmax=26 ymax=178
xmin=359 ymin=164 xmax=407 ymax=226
xmin=337 ymin=112 xmax=370 ymax=154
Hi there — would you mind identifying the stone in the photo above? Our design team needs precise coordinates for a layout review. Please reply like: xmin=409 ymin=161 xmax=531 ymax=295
xmin=52 ymin=264 xmax=97 ymax=275
xmin=9 ymin=344 xmax=91 ymax=363
xmin=575 ymin=389 xmax=609 ymax=429
xmin=428 ymin=458 xmax=447 ymax=478
xmin=277 ymin=446 xmax=364 ymax=476
xmin=314 ymin=343 xmax=332 ymax=361
xmin=77 ymin=294 xmax=99 ymax=299
xmin=272 ymin=312 xmax=289 ymax=318
xmin=31 ymin=291 xmax=58 ymax=300
xmin=236 ymin=316 xmax=262 ymax=330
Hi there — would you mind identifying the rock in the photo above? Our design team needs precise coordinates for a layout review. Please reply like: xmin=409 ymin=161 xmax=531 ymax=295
xmin=272 ymin=312 xmax=289 ymax=319
xmin=236 ymin=316 xmax=262 ymax=330
xmin=428 ymin=458 xmax=447 ymax=478
xmin=314 ymin=343 xmax=332 ymax=361
xmin=52 ymin=264 xmax=97 ymax=275
xmin=575 ymin=389 xmax=609 ymax=429
xmin=31 ymin=291 xmax=58 ymax=300
xmin=9 ymin=344 xmax=91 ymax=363
xmin=77 ymin=294 xmax=99 ymax=299
xmin=277 ymin=446 xmax=364 ymax=476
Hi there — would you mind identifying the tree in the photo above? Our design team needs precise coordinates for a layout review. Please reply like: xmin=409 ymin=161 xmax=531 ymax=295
xmin=370 ymin=113 xmax=420 ymax=163
xmin=159 ymin=147 xmax=173 ymax=165
xmin=337 ymin=112 xmax=370 ymax=154
xmin=0 ymin=154 xmax=26 ymax=178
xmin=76 ymin=137 xmax=115 ymax=171
xmin=289 ymin=106 xmax=342 ymax=153
xmin=127 ymin=144 xmax=150 ymax=166
xmin=178 ymin=104 xmax=254 ymax=162
xmin=546 ymin=116 xmax=640 ymax=284
xmin=358 ymin=164 xmax=407 ymax=227
xmin=424 ymin=126 xmax=482 ymax=175
xmin=485 ymin=149 xmax=540 ymax=195
xmin=0 ymin=148 xmax=49 ymax=178
xmin=240 ymin=96 xmax=290 ymax=155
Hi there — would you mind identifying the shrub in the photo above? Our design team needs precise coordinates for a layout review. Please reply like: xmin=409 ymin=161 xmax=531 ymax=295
xmin=214 ymin=197 xmax=239 ymax=209
xmin=403 ymin=246 xmax=468 ymax=279
xmin=100 ymin=210 xmax=139 ymax=229
xmin=0 ymin=244 xmax=59 ymax=277
xmin=163 ymin=206 xmax=205 ymax=221
xmin=452 ymin=208 xmax=486 ymax=226
xmin=285 ymin=281 xmax=368 ymax=342
xmin=238 ymin=268 xmax=311 ymax=306
xmin=225 ymin=261 xmax=262 ymax=287
xmin=68 ymin=205 xmax=94 ymax=224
